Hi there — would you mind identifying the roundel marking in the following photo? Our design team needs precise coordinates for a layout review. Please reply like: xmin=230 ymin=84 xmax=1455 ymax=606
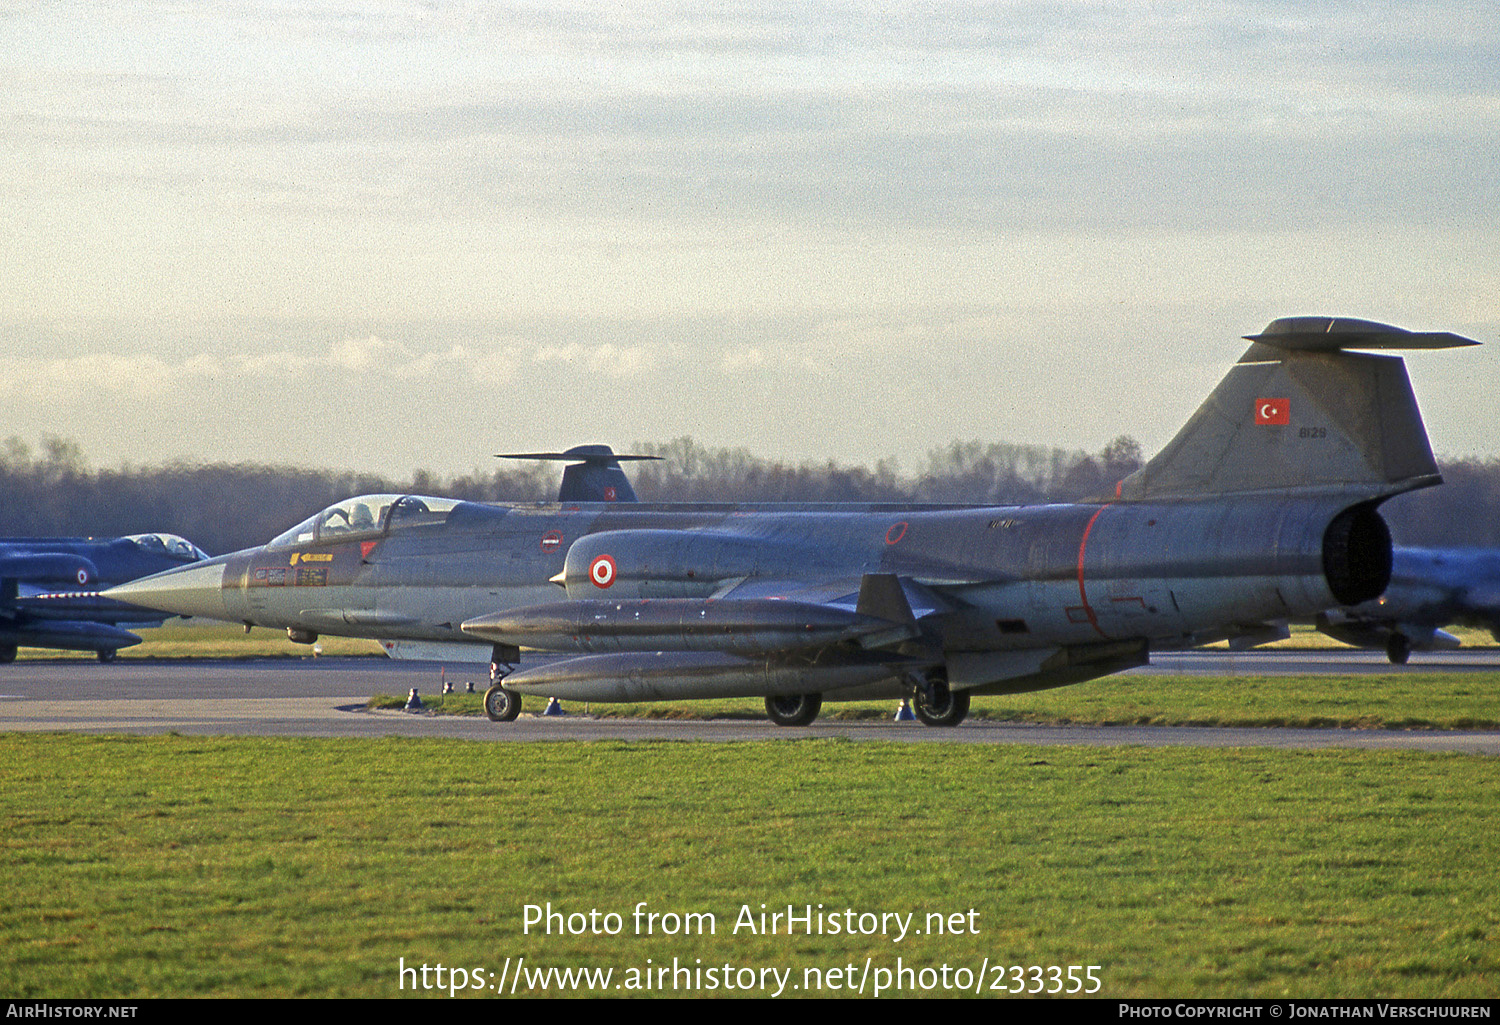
xmin=885 ymin=521 xmax=908 ymax=545
xmin=589 ymin=554 xmax=617 ymax=588
xmin=76 ymin=568 xmax=90 ymax=586
xmin=603 ymin=486 xmax=618 ymax=502
xmin=540 ymin=530 xmax=563 ymax=552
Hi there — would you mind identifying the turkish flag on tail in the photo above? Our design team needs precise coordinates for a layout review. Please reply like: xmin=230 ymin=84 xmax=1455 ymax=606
xmin=1254 ymin=398 xmax=1290 ymax=425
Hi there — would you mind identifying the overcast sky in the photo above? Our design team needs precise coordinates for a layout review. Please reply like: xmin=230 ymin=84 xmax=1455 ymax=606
xmin=2 ymin=1 xmax=1496 ymax=480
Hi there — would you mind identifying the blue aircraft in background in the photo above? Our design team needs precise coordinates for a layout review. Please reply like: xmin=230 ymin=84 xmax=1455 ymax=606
xmin=0 ymin=533 xmax=209 ymax=662
xmin=1317 ymin=547 xmax=1500 ymax=663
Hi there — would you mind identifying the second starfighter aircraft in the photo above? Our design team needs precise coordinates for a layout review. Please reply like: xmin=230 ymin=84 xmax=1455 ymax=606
xmin=107 ymin=317 xmax=1479 ymax=726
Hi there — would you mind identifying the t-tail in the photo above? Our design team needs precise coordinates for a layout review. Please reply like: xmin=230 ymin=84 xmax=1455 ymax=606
xmin=495 ymin=445 xmax=662 ymax=503
xmin=1117 ymin=317 xmax=1479 ymax=504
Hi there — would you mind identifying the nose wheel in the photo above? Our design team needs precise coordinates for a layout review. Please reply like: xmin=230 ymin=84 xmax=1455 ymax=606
xmin=483 ymin=683 xmax=522 ymax=722
xmin=485 ymin=644 xmax=522 ymax=722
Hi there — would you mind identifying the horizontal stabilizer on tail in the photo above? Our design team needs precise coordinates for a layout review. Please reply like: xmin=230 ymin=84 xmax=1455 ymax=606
xmin=496 ymin=444 xmax=662 ymax=503
xmin=1117 ymin=317 xmax=1480 ymax=503
xmin=1244 ymin=317 xmax=1481 ymax=353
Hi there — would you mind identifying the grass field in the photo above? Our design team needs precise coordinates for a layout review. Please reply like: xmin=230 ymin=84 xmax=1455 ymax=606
xmin=1 ymin=734 xmax=1495 ymax=998
xmin=7 ymin=624 xmax=1500 ymax=998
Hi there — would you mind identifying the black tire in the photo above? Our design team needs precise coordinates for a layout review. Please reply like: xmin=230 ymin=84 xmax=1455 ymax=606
xmin=765 ymin=693 xmax=822 ymax=727
xmin=483 ymin=684 xmax=522 ymax=722
xmin=1386 ymin=633 xmax=1412 ymax=665
xmin=97 ymin=649 xmax=117 ymax=663
xmin=913 ymin=681 xmax=970 ymax=727
xmin=0 ymin=645 xmax=15 ymax=664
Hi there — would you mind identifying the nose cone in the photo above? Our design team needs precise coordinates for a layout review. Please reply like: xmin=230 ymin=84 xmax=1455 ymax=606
xmin=104 ymin=557 xmax=232 ymax=621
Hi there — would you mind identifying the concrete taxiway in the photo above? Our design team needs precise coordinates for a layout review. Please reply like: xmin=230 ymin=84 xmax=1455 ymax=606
xmin=1 ymin=650 xmax=1497 ymax=752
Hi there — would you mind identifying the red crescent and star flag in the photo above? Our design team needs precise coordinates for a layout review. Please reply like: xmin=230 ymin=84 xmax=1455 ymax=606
xmin=1254 ymin=398 xmax=1290 ymax=425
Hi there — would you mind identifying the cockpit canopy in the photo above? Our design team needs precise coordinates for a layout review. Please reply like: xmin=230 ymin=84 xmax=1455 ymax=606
xmin=122 ymin=533 xmax=209 ymax=562
xmin=267 ymin=495 xmax=462 ymax=548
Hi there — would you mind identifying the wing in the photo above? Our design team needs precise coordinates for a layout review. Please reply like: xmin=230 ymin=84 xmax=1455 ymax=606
xmin=460 ymin=572 xmax=942 ymax=702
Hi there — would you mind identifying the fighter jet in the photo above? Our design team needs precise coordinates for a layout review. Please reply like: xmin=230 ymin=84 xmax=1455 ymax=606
xmin=1 ymin=533 xmax=209 ymax=662
xmin=1316 ymin=546 xmax=1500 ymax=663
xmin=105 ymin=317 xmax=1479 ymax=725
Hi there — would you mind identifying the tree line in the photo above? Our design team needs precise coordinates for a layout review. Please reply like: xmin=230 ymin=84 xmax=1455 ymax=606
xmin=0 ymin=434 xmax=1492 ymax=556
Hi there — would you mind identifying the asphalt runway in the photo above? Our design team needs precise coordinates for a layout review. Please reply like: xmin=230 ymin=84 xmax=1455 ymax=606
xmin=2 ymin=649 xmax=1498 ymax=753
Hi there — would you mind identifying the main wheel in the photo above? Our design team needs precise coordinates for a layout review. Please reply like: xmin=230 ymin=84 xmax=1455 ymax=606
xmin=912 ymin=680 xmax=970 ymax=727
xmin=483 ymin=684 xmax=523 ymax=722
xmin=97 ymin=649 xmax=117 ymax=663
xmin=765 ymin=693 xmax=822 ymax=727
xmin=1386 ymin=633 xmax=1412 ymax=665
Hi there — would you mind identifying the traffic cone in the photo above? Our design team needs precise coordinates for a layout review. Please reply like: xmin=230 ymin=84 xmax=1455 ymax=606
xmin=893 ymin=699 xmax=916 ymax=722
xmin=405 ymin=688 xmax=423 ymax=712
xmin=543 ymin=697 xmax=566 ymax=716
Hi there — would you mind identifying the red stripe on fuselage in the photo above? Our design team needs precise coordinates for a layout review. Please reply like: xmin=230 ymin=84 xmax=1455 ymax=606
xmin=1076 ymin=504 xmax=1113 ymax=639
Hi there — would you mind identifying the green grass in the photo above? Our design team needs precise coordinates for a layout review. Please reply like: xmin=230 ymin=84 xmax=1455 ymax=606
xmin=374 ymin=671 xmax=1500 ymax=732
xmin=15 ymin=621 xmax=387 ymax=660
xmin=1 ymin=735 xmax=1496 ymax=998
xmin=975 ymin=672 xmax=1500 ymax=730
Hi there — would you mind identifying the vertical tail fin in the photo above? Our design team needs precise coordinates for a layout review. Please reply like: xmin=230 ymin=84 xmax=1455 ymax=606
xmin=1117 ymin=317 xmax=1478 ymax=502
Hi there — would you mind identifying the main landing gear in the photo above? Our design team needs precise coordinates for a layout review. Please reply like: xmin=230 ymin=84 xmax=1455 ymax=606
xmin=911 ymin=670 xmax=970 ymax=727
xmin=761 ymin=670 xmax=973 ymax=729
xmin=1386 ymin=633 xmax=1412 ymax=665
xmin=764 ymin=693 xmax=822 ymax=727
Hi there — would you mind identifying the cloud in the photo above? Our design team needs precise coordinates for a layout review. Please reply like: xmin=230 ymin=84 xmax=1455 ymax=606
xmin=0 ymin=3 xmax=1495 ymax=472
xmin=0 ymin=333 xmax=531 ymax=400
xmin=531 ymin=342 xmax=664 ymax=377
xmin=0 ymin=352 xmax=223 ymax=402
xmin=7 ymin=2 xmax=1495 ymax=236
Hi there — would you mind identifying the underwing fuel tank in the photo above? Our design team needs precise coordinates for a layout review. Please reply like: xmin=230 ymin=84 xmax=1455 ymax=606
xmin=499 ymin=650 xmax=910 ymax=702
xmin=462 ymin=598 xmax=896 ymax=654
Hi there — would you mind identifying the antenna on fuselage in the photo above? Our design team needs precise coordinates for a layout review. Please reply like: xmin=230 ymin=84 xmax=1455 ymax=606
xmin=495 ymin=445 xmax=661 ymax=503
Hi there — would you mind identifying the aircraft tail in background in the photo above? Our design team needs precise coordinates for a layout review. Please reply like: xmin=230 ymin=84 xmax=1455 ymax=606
xmin=496 ymin=445 xmax=662 ymax=503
